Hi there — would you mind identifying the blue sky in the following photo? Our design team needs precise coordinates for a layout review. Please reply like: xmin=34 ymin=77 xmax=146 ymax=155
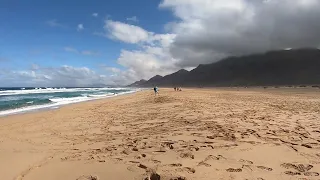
xmin=1 ymin=0 xmax=320 ymax=86
xmin=0 ymin=0 xmax=171 ymax=72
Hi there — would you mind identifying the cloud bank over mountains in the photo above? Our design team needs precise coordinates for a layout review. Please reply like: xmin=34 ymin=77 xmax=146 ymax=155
xmin=2 ymin=0 xmax=320 ymax=86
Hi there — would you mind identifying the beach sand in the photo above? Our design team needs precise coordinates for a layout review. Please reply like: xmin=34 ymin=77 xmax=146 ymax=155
xmin=0 ymin=88 xmax=320 ymax=180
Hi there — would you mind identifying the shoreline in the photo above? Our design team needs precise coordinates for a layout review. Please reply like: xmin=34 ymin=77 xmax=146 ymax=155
xmin=0 ymin=89 xmax=140 ymax=117
xmin=1 ymin=87 xmax=319 ymax=118
xmin=0 ymin=89 xmax=145 ymax=123
xmin=0 ymin=88 xmax=319 ymax=180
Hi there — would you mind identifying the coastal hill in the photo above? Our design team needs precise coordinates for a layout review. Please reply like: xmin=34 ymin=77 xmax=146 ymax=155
xmin=128 ymin=79 xmax=147 ymax=87
xmin=128 ymin=48 xmax=320 ymax=87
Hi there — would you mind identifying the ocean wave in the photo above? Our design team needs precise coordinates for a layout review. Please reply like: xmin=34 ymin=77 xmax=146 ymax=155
xmin=0 ymin=88 xmax=138 ymax=116
xmin=0 ymin=88 xmax=92 ymax=96
xmin=49 ymin=92 xmax=124 ymax=103
xmin=0 ymin=103 xmax=59 ymax=116
xmin=49 ymin=96 xmax=90 ymax=103
xmin=0 ymin=87 xmax=136 ymax=96
xmin=87 ymin=93 xmax=115 ymax=98
xmin=0 ymin=98 xmax=52 ymax=113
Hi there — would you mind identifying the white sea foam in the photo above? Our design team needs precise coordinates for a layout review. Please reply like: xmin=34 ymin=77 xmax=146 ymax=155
xmin=0 ymin=102 xmax=60 ymax=116
xmin=87 ymin=93 xmax=115 ymax=98
xmin=0 ymin=89 xmax=138 ymax=116
xmin=0 ymin=88 xmax=78 ymax=96
xmin=49 ymin=96 xmax=91 ymax=103
xmin=0 ymin=87 xmax=131 ymax=96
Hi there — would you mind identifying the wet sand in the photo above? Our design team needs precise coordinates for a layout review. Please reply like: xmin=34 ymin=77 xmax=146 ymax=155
xmin=0 ymin=88 xmax=320 ymax=180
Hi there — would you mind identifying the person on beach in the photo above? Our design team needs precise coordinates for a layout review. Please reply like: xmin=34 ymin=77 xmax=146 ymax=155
xmin=154 ymin=86 xmax=159 ymax=95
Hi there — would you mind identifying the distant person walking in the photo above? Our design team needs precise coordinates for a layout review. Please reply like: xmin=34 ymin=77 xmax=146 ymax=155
xmin=154 ymin=86 xmax=159 ymax=95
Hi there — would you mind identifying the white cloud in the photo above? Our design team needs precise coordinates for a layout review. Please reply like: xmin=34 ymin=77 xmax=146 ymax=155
xmin=92 ymin=13 xmax=98 ymax=17
xmin=160 ymin=0 xmax=320 ymax=67
xmin=101 ymin=0 xmax=320 ymax=84
xmin=126 ymin=16 xmax=139 ymax=22
xmin=104 ymin=20 xmax=151 ymax=43
xmin=102 ymin=66 xmax=121 ymax=73
xmin=100 ymin=20 xmax=182 ymax=83
xmin=77 ymin=24 xmax=84 ymax=31
xmin=31 ymin=64 xmax=40 ymax=70
xmin=0 ymin=65 xmax=121 ymax=87
xmin=46 ymin=19 xmax=65 ymax=28
xmin=116 ymin=48 xmax=178 ymax=77
xmin=26 ymin=0 xmax=320 ymax=86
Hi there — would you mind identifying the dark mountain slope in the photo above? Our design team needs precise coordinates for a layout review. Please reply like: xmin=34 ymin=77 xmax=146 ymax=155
xmin=153 ymin=69 xmax=189 ymax=87
xmin=127 ymin=79 xmax=146 ymax=87
xmin=141 ymin=75 xmax=163 ymax=86
xmin=129 ymin=48 xmax=320 ymax=87
xmin=183 ymin=48 xmax=320 ymax=86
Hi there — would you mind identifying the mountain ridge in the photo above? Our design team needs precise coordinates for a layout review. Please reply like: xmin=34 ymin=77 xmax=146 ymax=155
xmin=128 ymin=48 xmax=320 ymax=87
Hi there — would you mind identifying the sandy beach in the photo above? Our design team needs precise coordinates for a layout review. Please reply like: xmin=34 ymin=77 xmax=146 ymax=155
xmin=0 ymin=88 xmax=320 ymax=180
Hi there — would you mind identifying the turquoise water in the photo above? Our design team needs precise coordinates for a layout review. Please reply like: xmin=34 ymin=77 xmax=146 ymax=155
xmin=0 ymin=87 xmax=137 ymax=115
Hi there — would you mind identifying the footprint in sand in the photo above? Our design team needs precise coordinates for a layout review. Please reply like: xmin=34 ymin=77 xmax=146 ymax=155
xmin=242 ymin=165 xmax=253 ymax=171
xmin=301 ymin=144 xmax=312 ymax=148
xmin=207 ymin=145 xmax=214 ymax=149
xmin=281 ymin=163 xmax=313 ymax=172
xmin=114 ymin=158 xmax=123 ymax=161
xmin=170 ymin=177 xmax=186 ymax=180
xmin=138 ymin=163 xmax=148 ymax=169
xmin=226 ymin=168 xmax=242 ymax=172
xmin=152 ymin=159 xmax=161 ymax=164
xmin=177 ymin=167 xmax=196 ymax=174
xmin=284 ymin=171 xmax=301 ymax=176
xmin=303 ymin=172 xmax=319 ymax=176
xmin=129 ymin=160 xmax=140 ymax=164
xmin=180 ymin=152 xmax=194 ymax=159
xmin=256 ymin=166 xmax=273 ymax=171
xmin=169 ymin=163 xmax=183 ymax=167
xmin=198 ymin=161 xmax=211 ymax=167
xmin=205 ymin=154 xmax=226 ymax=161
xmin=239 ymin=159 xmax=253 ymax=164
xmin=122 ymin=149 xmax=131 ymax=155
xmin=76 ymin=175 xmax=98 ymax=180
xmin=281 ymin=163 xmax=297 ymax=169
xmin=207 ymin=135 xmax=216 ymax=139
xmin=296 ymin=164 xmax=313 ymax=172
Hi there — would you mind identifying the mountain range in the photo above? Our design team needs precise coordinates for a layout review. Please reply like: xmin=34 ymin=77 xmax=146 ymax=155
xmin=128 ymin=48 xmax=320 ymax=87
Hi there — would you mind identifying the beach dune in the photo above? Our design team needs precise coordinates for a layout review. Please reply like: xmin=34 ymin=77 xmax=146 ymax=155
xmin=0 ymin=88 xmax=320 ymax=180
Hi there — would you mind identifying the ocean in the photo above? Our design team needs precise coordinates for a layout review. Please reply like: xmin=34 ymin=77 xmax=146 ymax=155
xmin=0 ymin=87 xmax=138 ymax=116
